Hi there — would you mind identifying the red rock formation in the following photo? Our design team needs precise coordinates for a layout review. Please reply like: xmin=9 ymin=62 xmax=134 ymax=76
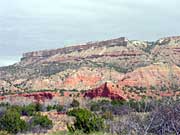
xmin=1 ymin=36 xmax=180 ymax=98
xmin=0 ymin=92 xmax=59 ymax=102
xmin=118 ymin=64 xmax=180 ymax=88
xmin=84 ymin=82 xmax=127 ymax=100
xmin=20 ymin=92 xmax=56 ymax=101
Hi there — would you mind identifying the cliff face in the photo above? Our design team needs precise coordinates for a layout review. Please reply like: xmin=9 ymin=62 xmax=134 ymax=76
xmin=152 ymin=36 xmax=180 ymax=65
xmin=0 ymin=37 xmax=149 ymax=80
xmin=0 ymin=36 xmax=180 ymax=97
xmin=84 ymin=64 xmax=180 ymax=100
xmin=84 ymin=82 xmax=127 ymax=100
xmin=22 ymin=37 xmax=127 ymax=60
xmin=20 ymin=37 xmax=127 ymax=66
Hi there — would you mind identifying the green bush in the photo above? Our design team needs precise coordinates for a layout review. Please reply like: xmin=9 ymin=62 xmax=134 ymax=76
xmin=7 ymin=105 xmax=22 ymax=114
xmin=160 ymin=86 xmax=168 ymax=91
xmin=70 ymin=99 xmax=80 ymax=108
xmin=90 ymin=103 xmax=101 ymax=112
xmin=21 ymin=104 xmax=37 ymax=116
xmin=47 ymin=105 xmax=54 ymax=111
xmin=111 ymin=100 xmax=125 ymax=106
xmin=55 ymin=105 xmax=63 ymax=112
xmin=150 ymin=85 xmax=156 ymax=90
xmin=0 ymin=109 xmax=28 ymax=134
xmin=70 ymin=89 xmax=78 ymax=92
xmin=67 ymin=108 xmax=104 ymax=133
xmin=0 ymin=102 xmax=10 ymax=107
xmin=30 ymin=114 xmax=53 ymax=129
xmin=59 ymin=90 xmax=65 ymax=96
xmin=46 ymin=104 xmax=63 ymax=112
xmin=35 ymin=103 xmax=43 ymax=112
xmin=21 ymin=103 xmax=43 ymax=116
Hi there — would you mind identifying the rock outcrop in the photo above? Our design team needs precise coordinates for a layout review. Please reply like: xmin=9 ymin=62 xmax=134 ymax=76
xmin=84 ymin=63 xmax=180 ymax=100
xmin=0 ymin=92 xmax=59 ymax=103
xmin=21 ymin=37 xmax=127 ymax=66
xmin=22 ymin=37 xmax=127 ymax=59
xmin=84 ymin=82 xmax=127 ymax=100
xmin=0 ymin=36 xmax=180 ymax=98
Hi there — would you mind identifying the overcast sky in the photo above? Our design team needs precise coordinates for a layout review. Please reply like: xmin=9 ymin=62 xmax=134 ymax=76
xmin=0 ymin=0 xmax=180 ymax=66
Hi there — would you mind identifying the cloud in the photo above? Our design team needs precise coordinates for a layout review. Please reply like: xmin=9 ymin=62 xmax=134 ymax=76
xmin=0 ymin=0 xmax=180 ymax=66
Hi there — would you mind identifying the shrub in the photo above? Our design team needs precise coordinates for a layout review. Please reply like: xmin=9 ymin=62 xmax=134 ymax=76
xmin=90 ymin=103 xmax=101 ymax=112
xmin=80 ymin=90 xmax=86 ymax=94
xmin=47 ymin=105 xmax=54 ymax=111
xmin=70 ymin=99 xmax=80 ymax=108
xmin=8 ymin=105 xmax=22 ymax=114
xmin=46 ymin=104 xmax=63 ymax=112
xmin=59 ymin=90 xmax=65 ymax=96
xmin=70 ymin=89 xmax=78 ymax=92
xmin=55 ymin=105 xmax=63 ymax=112
xmin=111 ymin=100 xmax=125 ymax=106
xmin=35 ymin=103 xmax=43 ymax=112
xmin=150 ymin=85 xmax=156 ymax=90
xmin=67 ymin=108 xmax=104 ymax=133
xmin=76 ymin=93 xmax=80 ymax=97
xmin=160 ymin=85 xmax=168 ymax=91
xmin=0 ymin=109 xmax=27 ymax=134
xmin=22 ymin=103 xmax=43 ymax=116
xmin=0 ymin=102 xmax=10 ymax=107
xmin=21 ymin=104 xmax=37 ymax=116
xmin=30 ymin=114 xmax=53 ymax=129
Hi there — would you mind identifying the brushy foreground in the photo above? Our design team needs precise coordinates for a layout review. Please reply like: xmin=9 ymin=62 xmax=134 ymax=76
xmin=0 ymin=97 xmax=180 ymax=135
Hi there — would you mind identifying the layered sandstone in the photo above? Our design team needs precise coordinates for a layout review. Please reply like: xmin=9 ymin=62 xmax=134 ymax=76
xmin=0 ymin=36 xmax=180 ymax=97
xmin=152 ymin=36 xmax=180 ymax=65
xmin=21 ymin=37 xmax=127 ymax=64
xmin=84 ymin=64 xmax=180 ymax=100
xmin=118 ymin=63 xmax=180 ymax=88
xmin=84 ymin=82 xmax=127 ymax=100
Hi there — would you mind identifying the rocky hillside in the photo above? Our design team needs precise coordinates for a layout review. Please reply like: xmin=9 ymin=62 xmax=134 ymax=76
xmin=0 ymin=36 xmax=180 ymax=96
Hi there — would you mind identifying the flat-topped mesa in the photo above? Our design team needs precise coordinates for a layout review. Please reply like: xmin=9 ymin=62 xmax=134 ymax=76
xmin=22 ymin=37 xmax=127 ymax=59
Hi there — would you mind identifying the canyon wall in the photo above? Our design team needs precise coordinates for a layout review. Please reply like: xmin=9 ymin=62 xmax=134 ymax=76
xmin=22 ymin=37 xmax=127 ymax=60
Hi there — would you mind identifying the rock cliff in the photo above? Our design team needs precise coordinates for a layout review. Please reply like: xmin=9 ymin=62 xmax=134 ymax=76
xmin=0 ymin=36 xmax=180 ymax=99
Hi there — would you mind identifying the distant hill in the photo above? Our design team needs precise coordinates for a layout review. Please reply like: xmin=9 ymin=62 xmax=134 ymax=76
xmin=0 ymin=36 xmax=180 ymax=98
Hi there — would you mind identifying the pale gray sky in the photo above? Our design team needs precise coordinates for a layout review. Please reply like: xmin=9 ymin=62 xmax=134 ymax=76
xmin=0 ymin=0 xmax=180 ymax=66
